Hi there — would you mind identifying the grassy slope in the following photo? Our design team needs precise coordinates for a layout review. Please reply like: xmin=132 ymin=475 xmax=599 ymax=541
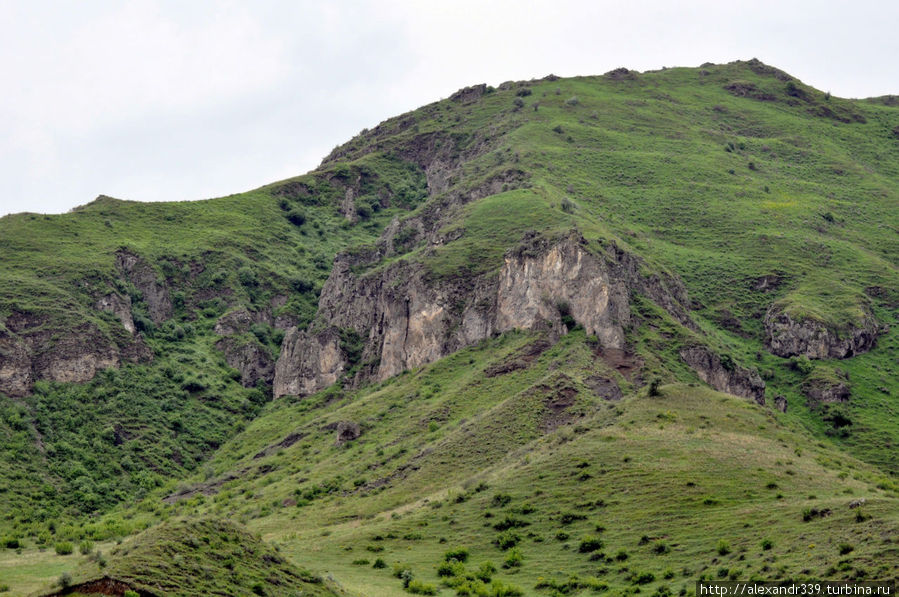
xmin=113 ymin=331 xmax=898 ymax=596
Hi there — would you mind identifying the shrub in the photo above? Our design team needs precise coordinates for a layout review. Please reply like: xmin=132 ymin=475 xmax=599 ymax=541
xmin=476 ymin=561 xmax=497 ymax=582
xmin=55 ymin=541 xmax=74 ymax=555
xmin=493 ymin=516 xmax=529 ymax=531
xmin=822 ymin=404 xmax=853 ymax=429
xmin=444 ymin=547 xmax=469 ymax=562
xmin=252 ymin=583 xmax=266 ymax=596
xmin=838 ymin=543 xmax=854 ymax=555
xmin=124 ymin=592 xmax=139 ymax=597
xmin=491 ymin=493 xmax=512 ymax=507
xmin=2 ymin=537 xmax=19 ymax=549
xmin=237 ymin=266 xmax=258 ymax=287
xmin=615 ymin=549 xmax=629 ymax=561
xmin=407 ymin=580 xmax=437 ymax=595
xmin=291 ymin=278 xmax=314 ymax=293
xmin=58 ymin=573 xmax=72 ymax=589
xmin=716 ymin=540 xmax=731 ymax=556
xmin=761 ymin=538 xmax=773 ymax=550
xmin=648 ymin=377 xmax=662 ymax=396
xmin=494 ymin=531 xmax=520 ymax=550
xmin=286 ymin=208 xmax=307 ymax=226
xmin=373 ymin=558 xmax=387 ymax=569
xmin=515 ymin=88 xmax=532 ymax=97
xmin=653 ymin=541 xmax=670 ymax=554
xmin=560 ymin=197 xmax=576 ymax=214
xmin=352 ymin=558 xmax=370 ymax=565
xmin=578 ymin=536 xmax=604 ymax=553
xmin=633 ymin=571 xmax=656 ymax=585
xmin=437 ymin=560 xmax=465 ymax=577
xmin=490 ymin=580 xmax=524 ymax=596
xmin=559 ymin=512 xmax=587 ymax=525
xmin=513 ymin=98 xmax=525 ymax=110
xmin=566 ymin=96 xmax=580 ymax=106
xmin=79 ymin=539 xmax=94 ymax=554
xmin=789 ymin=355 xmax=814 ymax=375
xmin=502 ymin=547 xmax=523 ymax=568
xmin=557 ymin=300 xmax=576 ymax=328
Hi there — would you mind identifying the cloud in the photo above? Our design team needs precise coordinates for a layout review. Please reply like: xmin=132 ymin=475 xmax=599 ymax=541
xmin=1 ymin=1 xmax=897 ymax=216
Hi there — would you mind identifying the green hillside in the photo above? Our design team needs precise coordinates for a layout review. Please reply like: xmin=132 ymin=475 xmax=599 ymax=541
xmin=0 ymin=59 xmax=897 ymax=595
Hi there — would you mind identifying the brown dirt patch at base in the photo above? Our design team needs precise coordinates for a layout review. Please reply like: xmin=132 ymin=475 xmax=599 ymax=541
xmin=595 ymin=347 xmax=642 ymax=381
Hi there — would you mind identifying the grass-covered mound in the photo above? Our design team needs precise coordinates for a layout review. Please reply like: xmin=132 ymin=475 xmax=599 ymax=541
xmin=45 ymin=517 xmax=340 ymax=597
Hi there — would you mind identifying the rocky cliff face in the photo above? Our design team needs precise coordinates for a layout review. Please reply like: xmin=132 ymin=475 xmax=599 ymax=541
xmin=212 ymin=306 xmax=295 ymax=388
xmin=0 ymin=252 xmax=166 ymax=397
xmin=764 ymin=305 xmax=879 ymax=359
xmin=215 ymin=337 xmax=274 ymax=389
xmin=274 ymin=232 xmax=693 ymax=398
xmin=679 ymin=345 xmax=766 ymax=405
xmin=95 ymin=292 xmax=137 ymax=334
xmin=0 ymin=312 xmax=151 ymax=397
xmin=116 ymin=250 xmax=172 ymax=324
xmin=275 ymin=327 xmax=345 ymax=397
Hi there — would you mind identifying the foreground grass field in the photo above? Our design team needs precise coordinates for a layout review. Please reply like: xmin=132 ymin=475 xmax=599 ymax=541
xmin=0 ymin=542 xmax=114 ymax=596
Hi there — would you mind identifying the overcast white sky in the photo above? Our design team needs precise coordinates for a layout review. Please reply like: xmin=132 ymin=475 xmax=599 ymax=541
xmin=2 ymin=0 xmax=897 ymax=217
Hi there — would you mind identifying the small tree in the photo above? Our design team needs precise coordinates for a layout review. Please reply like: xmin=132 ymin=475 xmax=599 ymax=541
xmin=286 ymin=208 xmax=306 ymax=226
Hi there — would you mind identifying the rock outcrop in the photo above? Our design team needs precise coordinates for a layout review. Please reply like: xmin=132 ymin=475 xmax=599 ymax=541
xmin=764 ymin=305 xmax=879 ymax=359
xmin=0 ymin=327 xmax=33 ymax=397
xmin=679 ymin=345 xmax=766 ymax=405
xmin=115 ymin=250 xmax=172 ymax=324
xmin=96 ymin=292 xmax=136 ymax=334
xmin=0 ymin=312 xmax=151 ymax=397
xmin=802 ymin=376 xmax=851 ymax=407
xmin=212 ymin=307 xmax=296 ymax=387
xmin=333 ymin=421 xmax=362 ymax=445
xmin=274 ymin=232 xmax=693 ymax=398
xmin=275 ymin=328 xmax=345 ymax=397
xmin=774 ymin=395 xmax=788 ymax=413
xmin=214 ymin=305 xmax=297 ymax=337
xmin=215 ymin=337 xmax=274 ymax=388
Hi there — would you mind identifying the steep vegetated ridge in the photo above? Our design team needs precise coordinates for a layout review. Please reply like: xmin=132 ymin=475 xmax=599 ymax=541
xmin=0 ymin=59 xmax=897 ymax=595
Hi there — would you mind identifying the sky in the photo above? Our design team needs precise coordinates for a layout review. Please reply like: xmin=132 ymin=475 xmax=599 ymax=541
xmin=2 ymin=0 xmax=898 ymax=217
